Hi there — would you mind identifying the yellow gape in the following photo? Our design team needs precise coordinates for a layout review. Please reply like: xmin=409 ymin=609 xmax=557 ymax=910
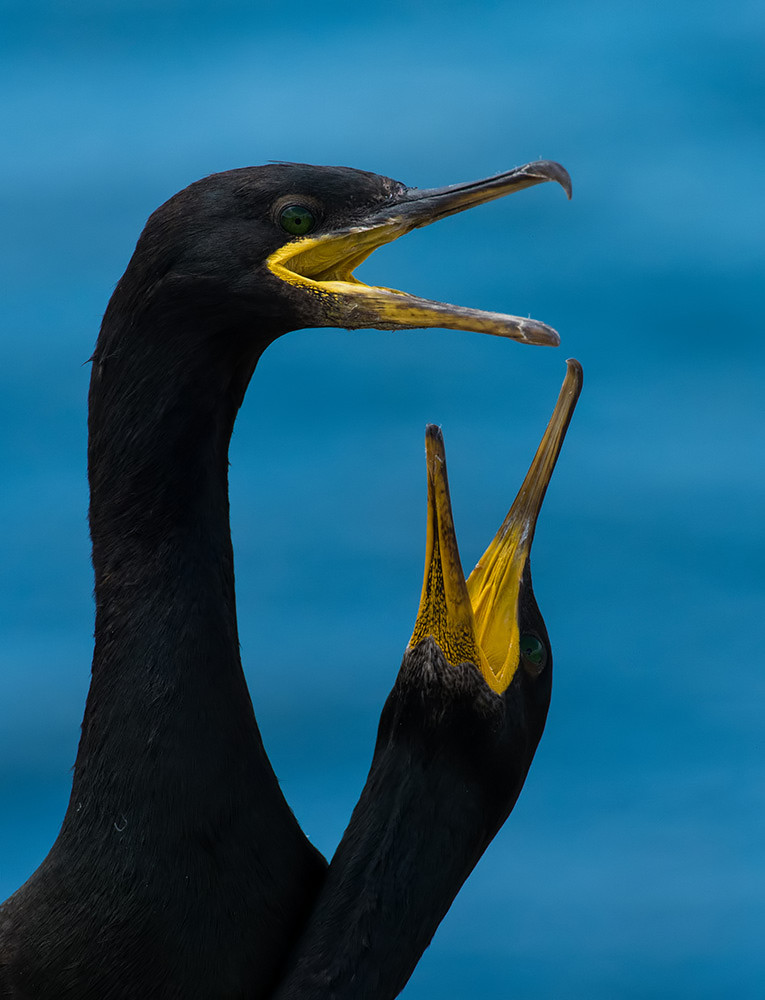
xmin=265 ymin=159 xmax=572 ymax=346
xmin=409 ymin=359 xmax=582 ymax=694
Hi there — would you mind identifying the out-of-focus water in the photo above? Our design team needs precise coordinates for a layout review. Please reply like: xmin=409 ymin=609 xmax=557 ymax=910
xmin=1 ymin=1 xmax=763 ymax=996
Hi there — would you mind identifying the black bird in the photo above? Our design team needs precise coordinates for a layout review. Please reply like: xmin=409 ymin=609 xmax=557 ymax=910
xmin=0 ymin=160 xmax=570 ymax=999
xmin=274 ymin=360 xmax=582 ymax=1000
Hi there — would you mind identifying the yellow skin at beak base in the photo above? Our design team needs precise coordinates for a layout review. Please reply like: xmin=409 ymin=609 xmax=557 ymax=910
xmin=408 ymin=436 xmax=527 ymax=696
xmin=266 ymin=229 xmax=562 ymax=344
xmin=409 ymin=434 xmax=487 ymax=679
xmin=408 ymin=360 xmax=583 ymax=695
xmin=466 ymin=524 xmax=529 ymax=693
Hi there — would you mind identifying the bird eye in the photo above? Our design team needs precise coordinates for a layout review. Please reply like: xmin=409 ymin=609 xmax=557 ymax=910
xmin=279 ymin=205 xmax=316 ymax=236
xmin=519 ymin=633 xmax=547 ymax=676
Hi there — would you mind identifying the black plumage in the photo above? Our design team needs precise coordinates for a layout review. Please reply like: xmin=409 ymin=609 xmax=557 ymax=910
xmin=0 ymin=160 xmax=571 ymax=999
xmin=275 ymin=363 xmax=582 ymax=1000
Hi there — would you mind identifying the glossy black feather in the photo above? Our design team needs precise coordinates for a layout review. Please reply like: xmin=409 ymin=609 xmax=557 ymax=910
xmin=276 ymin=570 xmax=552 ymax=1000
xmin=0 ymin=163 xmax=405 ymax=1000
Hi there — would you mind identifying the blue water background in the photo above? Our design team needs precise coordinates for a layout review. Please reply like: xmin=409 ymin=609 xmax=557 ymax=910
xmin=1 ymin=1 xmax=763 ymax=995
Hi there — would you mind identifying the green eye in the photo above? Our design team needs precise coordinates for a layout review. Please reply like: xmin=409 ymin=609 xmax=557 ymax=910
xmin=279 ymin=205 xmax=316 ymax=236
xmin=519 ymin=633 xmax=547 ymax=675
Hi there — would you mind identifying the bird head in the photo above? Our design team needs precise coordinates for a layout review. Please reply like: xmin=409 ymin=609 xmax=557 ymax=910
xmin=117 ymin=160 xmax=571 ymax=350
xmin=393 ymin=359 xmax=582 ymax=821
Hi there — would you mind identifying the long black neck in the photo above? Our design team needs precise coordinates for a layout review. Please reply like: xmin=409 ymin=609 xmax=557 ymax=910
xmin=24 ymin=284 xmax=328 ymax=997
xmin=274 ymin=647 xmax=516 ymax=1000
xmin=64 ymin=290 xmax=266 ymax=840
xmin=275 ymin=748 xmax=489 ymax=1000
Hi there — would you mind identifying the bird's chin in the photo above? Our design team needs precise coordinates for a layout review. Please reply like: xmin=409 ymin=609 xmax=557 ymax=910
xmin=265 ymin=159 xmax=571 ymax=345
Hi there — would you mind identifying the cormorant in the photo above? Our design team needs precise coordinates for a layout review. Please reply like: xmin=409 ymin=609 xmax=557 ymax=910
xmin=273 ymin=360 xmax=582 ymax=1000
xmin=0 ymin=160 xmax=571 ymax=999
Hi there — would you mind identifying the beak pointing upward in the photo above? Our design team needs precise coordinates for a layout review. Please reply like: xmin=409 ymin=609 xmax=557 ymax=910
xmin=409 ymin=359 xmax=583 ymax=693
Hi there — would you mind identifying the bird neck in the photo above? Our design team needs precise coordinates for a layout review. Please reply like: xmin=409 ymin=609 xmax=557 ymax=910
xmin=65 ymin=296 xmax=272 ymax=837
xmin=274 ymin=651 xmax=507 ymax=1000
xmin=275 ymin=743 xmax=488 ymax=1000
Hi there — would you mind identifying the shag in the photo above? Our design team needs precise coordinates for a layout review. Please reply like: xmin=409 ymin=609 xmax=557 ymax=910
xmin=274 ymin=360 xmax=582 ymax=1000
xmin=0 ymin=160 xmax=570 ymax=999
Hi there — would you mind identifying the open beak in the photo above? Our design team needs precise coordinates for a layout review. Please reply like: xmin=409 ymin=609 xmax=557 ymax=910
xmin=266 ymin=161 xmax=571 ymax=347
xmin=408 ymin=359 xmax=583 ymax=693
